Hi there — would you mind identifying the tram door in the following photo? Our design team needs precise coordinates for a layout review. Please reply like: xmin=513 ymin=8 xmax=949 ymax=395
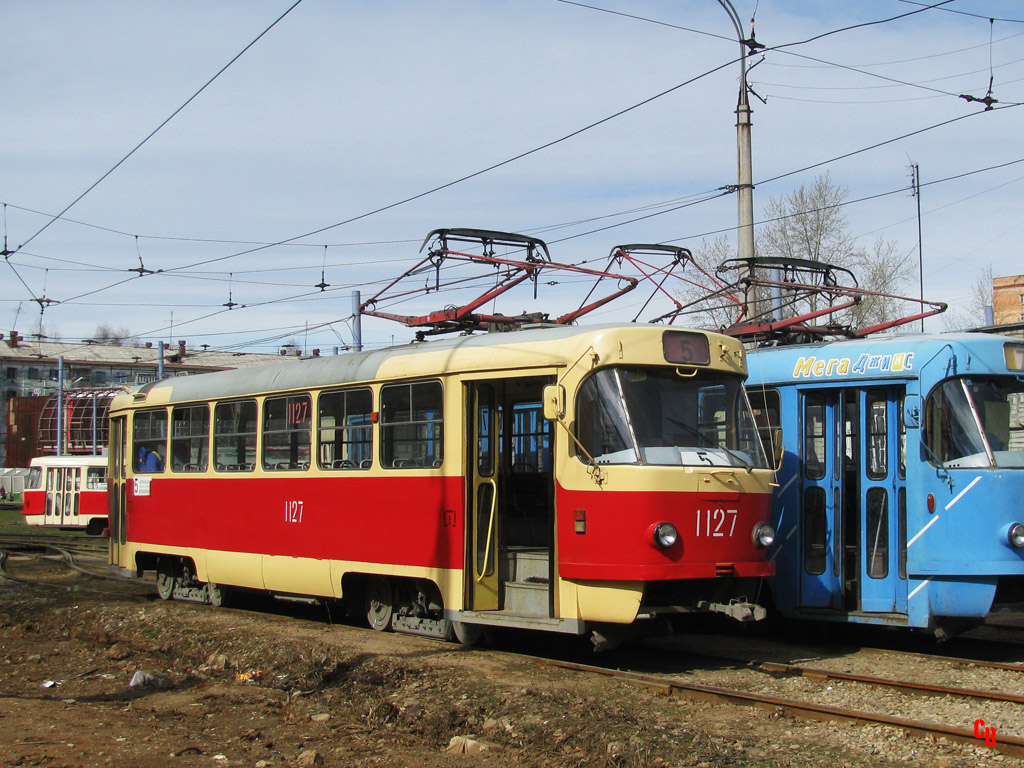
xmin=859 ymin=386 xmax=906 ymax=614
xmin=467 ymin=383 xmax=500 ymax=610
xmin=108 ymin=416 xmax=128 ymax=564
xmin=465 ymin=377 xmax=554 ymax=614
xmin=800 ymin=387 xmax=906 ymax=614
xmin=799 ymin=389 xmax=844 ymax=609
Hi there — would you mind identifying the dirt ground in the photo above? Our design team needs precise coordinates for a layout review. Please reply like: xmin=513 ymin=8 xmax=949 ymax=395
xmin=0 ymin=557 xmax=1013 ymax=768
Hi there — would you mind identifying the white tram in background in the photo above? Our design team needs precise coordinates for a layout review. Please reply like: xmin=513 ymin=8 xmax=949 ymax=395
xmin=22 ymin=455 xmax=109 ymax=535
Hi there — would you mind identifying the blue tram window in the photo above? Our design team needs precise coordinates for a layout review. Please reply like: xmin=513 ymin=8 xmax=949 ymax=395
xmin=866 ymin=393 xmax=887 ymax=481
xmin=803 ymin=394 xmax=826 ymax=481
xmin=803 ymin=487 xmax=827 ymax=575
xmin=866 ymin=487 xmax=889 ymax=579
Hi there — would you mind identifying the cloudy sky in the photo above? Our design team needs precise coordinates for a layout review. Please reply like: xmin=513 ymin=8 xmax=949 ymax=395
xmin=3 ymin=1 xmax=1022 ymax=352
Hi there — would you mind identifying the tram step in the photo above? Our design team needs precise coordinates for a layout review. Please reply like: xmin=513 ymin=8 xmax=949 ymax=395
xmin=501 ymin=547 xmax=550 ymax=583
xmin=503 ymin=579 xmax=549 ymax=616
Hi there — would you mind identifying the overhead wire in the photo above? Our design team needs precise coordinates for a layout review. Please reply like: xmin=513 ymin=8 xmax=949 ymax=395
xmin=13 ymin=2 xmax=1021 ymax=344
xmin=2 ymin=0 xmax=305 ymax=304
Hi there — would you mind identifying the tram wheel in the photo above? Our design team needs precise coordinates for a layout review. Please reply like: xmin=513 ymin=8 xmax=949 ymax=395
xmin=207 ymin=581 xmax=231 ymax=608
xmin=155 ymin=561 xmax=177 ymax=601
xmin=452 ymin=621 xmax=482 ymax=647
xmin=365 ymin=576 xmax=394 ymax=632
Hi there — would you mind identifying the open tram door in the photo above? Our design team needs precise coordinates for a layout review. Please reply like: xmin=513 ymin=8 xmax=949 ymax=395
xmin=464 ymin=377 xmax=556 ymax=619
xmin=467 ymin=382 xmax=500 ymax=610
xmin=108 ymin=416 xmax=128 ymax=566
xmin=799 ymin=386 xmax=906 ymax=616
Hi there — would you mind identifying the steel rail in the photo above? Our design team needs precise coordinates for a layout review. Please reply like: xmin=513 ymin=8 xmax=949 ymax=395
xmin=860 ymin=646 xmax=1024 ymax=674
xmin=753 ymin=660 xmax=1024 ymax=705
xmin=538 ymin=657 xmax=1024 ymax=760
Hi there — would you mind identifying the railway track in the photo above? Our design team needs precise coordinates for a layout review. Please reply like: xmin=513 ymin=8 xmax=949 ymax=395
xmin=1 ymin=535 xmax=1020 ymax=760
xmin=539 ymin=656 xmax=1024 ymax=759
xmin=0 ymin=534 xmax=149 ymax=595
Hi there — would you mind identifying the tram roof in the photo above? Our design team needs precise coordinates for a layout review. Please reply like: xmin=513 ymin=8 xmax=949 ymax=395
xmin=746 ymin=331 xmax=1021 ymax=385
xmin=115 ymin=323 xmax=736 ymax=407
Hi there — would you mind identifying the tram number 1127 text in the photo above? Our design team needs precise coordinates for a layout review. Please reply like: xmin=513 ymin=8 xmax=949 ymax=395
xmin=284 ymin=500 xmax=305 ymax=523
xmin=696 ymin=508 xmax=737 ymax=537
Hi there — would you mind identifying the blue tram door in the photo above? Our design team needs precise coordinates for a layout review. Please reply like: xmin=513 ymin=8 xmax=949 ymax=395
xmin=799 ymin=387 xmax=906 ymax=615
xmin=799 ymin=389 xmax=843 ymax=609
xmin=858 ymin=386 xmax=907 ymax=614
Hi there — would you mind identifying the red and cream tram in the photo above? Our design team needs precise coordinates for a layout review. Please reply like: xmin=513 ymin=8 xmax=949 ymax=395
xmin=22 ymin=455 xmax=109 ymax=535
xmin=107 ymin=324 xmax=775 ymax=645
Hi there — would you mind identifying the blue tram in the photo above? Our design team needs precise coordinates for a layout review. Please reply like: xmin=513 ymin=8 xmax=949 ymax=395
xmin=745 ymin=333 xmax=1024 ymax=636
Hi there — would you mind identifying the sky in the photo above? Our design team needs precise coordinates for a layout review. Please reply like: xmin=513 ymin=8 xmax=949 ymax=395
xmin=2 ymin=0 xmax=1023 ymax=353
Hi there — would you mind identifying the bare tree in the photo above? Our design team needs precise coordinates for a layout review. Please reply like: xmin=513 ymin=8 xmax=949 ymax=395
xmin=941 ymin=264 xmax=993 ymax=331
xmin=755 ymin=174 xmax=916 ymax=332
xmin=669 ymin=173 xmax=919 ymax=335
xmin=93 ymin=323 xmax=136 ymax=345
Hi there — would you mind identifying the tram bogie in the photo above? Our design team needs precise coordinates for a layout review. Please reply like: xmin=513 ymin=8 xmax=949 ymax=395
xmin=747 ymin=333 xmax=1024 ymax=636
xmin=108 ymin=324 xmax=776 ymax=645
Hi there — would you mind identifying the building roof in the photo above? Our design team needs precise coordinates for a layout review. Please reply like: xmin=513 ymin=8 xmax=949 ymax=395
xmin=0 ymin=333 xmax=292 ymax=370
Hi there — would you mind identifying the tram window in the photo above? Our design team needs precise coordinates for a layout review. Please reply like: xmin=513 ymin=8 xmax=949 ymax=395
xmin=866 ymin=393 xmax=888 ymax=480
xmin=803 ymin=487 xmax=827 ymax=575
xmin=748 ymin=390 xmax=781 ymax=463
xmin=133 ymin=409 xmax=167 ymax=473
xmin=898 ymin=487 xmax=907 ymax=580
xmin=803 ymin=393 xmax=826 ymax=480
xmin=898 ymin=396 xmax=906 ymax=480
xmin=214 ymin=400 xmax=258 ymax=472
xmin=26 ymin=466 xmax=42 ymax=490
xmin=86 ymin=466 xmax=106 ymax=490
xmin=262 ymin=394 xmax=312 ymax=471
xmin=381 ymin=380 xmax=443 ymax=469
xmin=511 ymin=402 xmax=551 ymax=474
xmin=318 ymin=388 xmax=372 ymax=470
xmin=171 ymin=405 xmax=210 ymax=472
xmin=74 ymin=468 xmax=82 ymax=491
xmin=866 ymin=487 xmax=889 ymax=579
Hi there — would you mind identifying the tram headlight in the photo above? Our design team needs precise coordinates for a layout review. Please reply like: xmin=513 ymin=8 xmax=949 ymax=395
xmin=752 ymin=523 xmax=776 ymax=548
xmin=653 ymin=522 xmax=679 ymax=549
xmin=1009 ymin=523 xmax=1024 ymax=549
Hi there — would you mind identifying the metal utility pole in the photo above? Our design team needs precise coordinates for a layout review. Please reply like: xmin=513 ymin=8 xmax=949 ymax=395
xmin=351 ymin=290 xmax=363 ymax=352
xmin=910 ymin=163 xmax=924 ymax=332
xmin=716 ymin=0 xmax=762 ymax=319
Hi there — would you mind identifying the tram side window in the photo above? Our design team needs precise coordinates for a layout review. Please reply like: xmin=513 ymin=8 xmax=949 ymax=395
xmin=86 ymin=466 xmax=106 ymax=490
xmin=26 ymin=466 xmax=42 ymax=490
xmin=171 ymin=405 xmax=210 ymax=472
xmin=318 ymin=388 xmax=372 ymax=470
xmin=803 ymin=393 xmax=826 ymax=480
xmin=381 ymin=381 xmax=443 ymax=468
xmin=214 ymin=400 xmax=258 ymax=472
xmin=133 ymin=409 xmax=167 ymax=473
xmin=511 ymin=402 xmax=551 ymax=473
xmin=803 ymin=487 xmax=827 ymax=575
xmin=262 ymin=394 xmax=312 ymax=471
xmin=866 ymin=393 xmax=887 ymax=481
xmin=866 ymin=487 xmax=889 ymax=579
xmin=748 ymin=390 xmax=781 ymax=464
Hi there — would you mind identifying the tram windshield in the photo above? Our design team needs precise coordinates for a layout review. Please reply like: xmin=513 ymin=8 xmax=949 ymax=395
xmin=924 ymin=377 xmax=1024 ymax=468
xmin=575 ymin=367 xmax=768 ymax=468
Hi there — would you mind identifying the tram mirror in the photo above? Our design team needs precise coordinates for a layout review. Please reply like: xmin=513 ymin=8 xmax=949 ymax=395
xmin=542 ymin=385 xmax=565 ymax=421
xmin=903 ymin=395 xmax=921 ymax=429
xmin=771 ymin=428 xmax=784 ymax=471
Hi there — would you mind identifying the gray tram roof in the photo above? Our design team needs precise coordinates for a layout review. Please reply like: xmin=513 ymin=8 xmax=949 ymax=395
xmin=127 ymin=323 xmax=696 ymax=405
